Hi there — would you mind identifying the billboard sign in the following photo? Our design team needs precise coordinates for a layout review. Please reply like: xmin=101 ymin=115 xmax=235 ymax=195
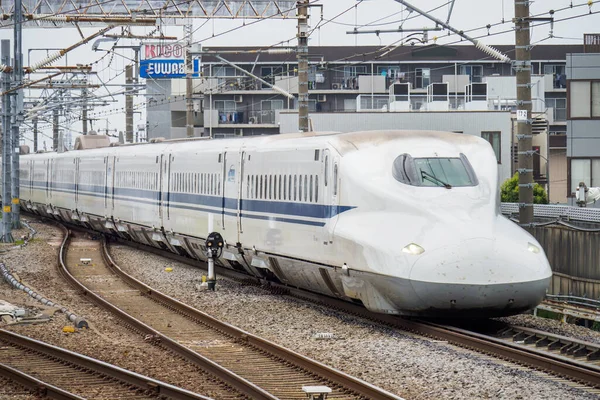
xmin=140 ymin=43 xmax=200 ymax=79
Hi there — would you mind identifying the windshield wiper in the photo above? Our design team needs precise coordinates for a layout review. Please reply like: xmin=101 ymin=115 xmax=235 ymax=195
xmin=421 ymin=171 xmax=452 ymax=189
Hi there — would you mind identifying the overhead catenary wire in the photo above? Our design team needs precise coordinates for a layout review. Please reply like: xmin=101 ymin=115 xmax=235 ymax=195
xmin=17 ymin=0 xmax=598 ymax=144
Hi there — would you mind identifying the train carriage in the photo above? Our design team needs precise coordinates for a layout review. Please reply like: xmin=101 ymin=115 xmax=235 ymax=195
xmin=11 ymin=130 xmax=552 ymax=317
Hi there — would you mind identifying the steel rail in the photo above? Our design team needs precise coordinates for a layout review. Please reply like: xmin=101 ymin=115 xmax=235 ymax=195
xmin=0 ymin=329 xmax=212 ymax=400
xmin=0 ymin=361 xmax=84 ymax=400
xmin=109 ymin=236 xmax=600 ymax=390
xmin=55 ymin=224 xmax=276 ymax=400
xmin=99 ymin=235 xmax=402 ymax=400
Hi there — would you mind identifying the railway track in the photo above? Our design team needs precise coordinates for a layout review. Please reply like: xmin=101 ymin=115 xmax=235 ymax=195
xmin=110 ymin=235 xmax=600 ymax=392
xmin=0 ymin=329 xmax=211 ymax=400
xmin=58 ymin=225 xmax=402 ymax=400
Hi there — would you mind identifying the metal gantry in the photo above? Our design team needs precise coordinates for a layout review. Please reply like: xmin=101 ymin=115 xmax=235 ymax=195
xmin=0 ymin=0 xmax=297 ymax=27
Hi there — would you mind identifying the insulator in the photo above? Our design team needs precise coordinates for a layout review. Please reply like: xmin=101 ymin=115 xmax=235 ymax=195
xmin=34 ymin=15 xmax=67 ymax=22
xmin=0 ymin=63 xmax=9 ymax=73
xmin=474 ymin=40 xmax=511 ymax=63
xmin=266 ymin=48 xmax=293 ymax=54
xmin=29 ymin=51 xmax=64 ymax=73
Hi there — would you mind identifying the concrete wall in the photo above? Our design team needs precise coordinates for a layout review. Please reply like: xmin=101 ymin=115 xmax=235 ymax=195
xmin=146 ymin=80 xmax=172 ymax=141
xmin=279 ymin=110 xmax=513 ymax=181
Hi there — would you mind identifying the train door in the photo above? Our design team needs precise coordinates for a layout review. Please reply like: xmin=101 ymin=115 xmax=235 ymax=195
xmin=109 ymin=156 xmax=116 ymax=214
xmin=28 ymin=160 xmax=33 ymax=197
xmin=322 ymin=149 xmax=340 ymax=244
xmin=238 ymin=150 xmax=246 ymax=233
xmin=47 ymin=159 xmax=53 ymax=201
xmin=74 ymin=158 xmax=80 ymax=206
xmin=158 ymin=154 xmax=165 ymax=224
xmin=221 ymin=150 xmax=240 ymax=241
xmin=160 ymin=152 xmax=172 ymax=222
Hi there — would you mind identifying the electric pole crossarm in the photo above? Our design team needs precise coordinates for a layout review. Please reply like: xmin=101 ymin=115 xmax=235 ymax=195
xmin=392 ymin=0 xmax=511 ymax=63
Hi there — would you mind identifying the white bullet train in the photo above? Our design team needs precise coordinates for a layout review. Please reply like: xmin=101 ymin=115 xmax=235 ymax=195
xmin=13 ymin=130 xmax=552 ymax=317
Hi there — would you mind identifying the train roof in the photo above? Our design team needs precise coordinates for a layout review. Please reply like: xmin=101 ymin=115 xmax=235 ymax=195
xmin=22 ymin=130 xmax=485 ymax=158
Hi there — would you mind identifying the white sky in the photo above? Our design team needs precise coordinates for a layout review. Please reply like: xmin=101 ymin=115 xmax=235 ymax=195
xmin=0 ymin=0 xmax=598 ymax=147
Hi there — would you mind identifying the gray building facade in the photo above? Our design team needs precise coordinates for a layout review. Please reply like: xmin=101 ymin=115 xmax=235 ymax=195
xmin=566 ymin=52 xmax=600 ymax=206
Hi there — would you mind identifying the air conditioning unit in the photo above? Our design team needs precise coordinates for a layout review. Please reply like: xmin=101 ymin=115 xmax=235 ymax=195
xmin=332 ymin=83 xmax=340 ymax=90
xmin=234 ymin=128 xmax=244 ymax=136
xmin=317 ymin=94 xmax=327 ymax=102
xmin=234 ymin=95 xmax=243 ymax=103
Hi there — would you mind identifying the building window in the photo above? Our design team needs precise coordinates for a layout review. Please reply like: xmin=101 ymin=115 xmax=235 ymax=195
xmin=568 ymin=80 xmax=600 ymax=119
xmin=544 ymin=64 xmax=566 ymax=88
xmin=481 ymin=131 xmax=501 ymax=164
xmin=545 ymin=98 xmax=567 ymax=121
xmin=570 ymin=159 xmax=600 ymax=194
xmin=260 ymin=100 xmax=284 ymax=124
xmin=261 ymin=66 xmax=284 ymax=88
xmin=415 ymin=68 xmax=430 ymax=89
xmin=459 ymin=65 xmax=483 ymax=83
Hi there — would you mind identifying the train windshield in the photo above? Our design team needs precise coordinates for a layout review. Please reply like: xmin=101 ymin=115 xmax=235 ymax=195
xmin=393 ymin=153 xmax=478 ymax=188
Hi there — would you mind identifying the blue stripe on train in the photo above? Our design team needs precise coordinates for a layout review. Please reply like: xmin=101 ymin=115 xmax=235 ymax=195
xmin=25 ymin=183 xmax=353 ymax=227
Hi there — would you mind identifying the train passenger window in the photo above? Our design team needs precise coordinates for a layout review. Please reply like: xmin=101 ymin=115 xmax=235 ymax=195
xmin=218 ymin=175 xmax=221 ymax=195
xmin=255 ymin=175 xmax=259 ymax=199
xmin=264 ymin=174 xmax=268 ymax=199
xmin=259 ymin=176 xmax=263 ymax=199
xmin=299 ymin=174 xmax=303 ymax=202
xmin=278 ymin=175 xmax=282 ymax=200
xmin=283 ymin=176 xmax=287 ymax=200
xmin=247 ymin=175 xmax=250 ymax=198
xmin=333 ymin=164 xmax=338 ymax=196
xmin=314 ymin=149 xmax=320 ymax=161
xmin=288 ymin=175 xmax=292 ymax=200
xmin=309 ymin=175 xmax=313 ymax=202
xmin=269 ymin=175 xmax=272 ymax=200
xmin=304 ymin=175 xmax=308 ymax=202
xmin=324 ymin=156 xmax=329 ymax=187
xmin=315 ymin=175 xmax=319 ymax=202
xmin=294 ymin=175 xmax=298 ymax=201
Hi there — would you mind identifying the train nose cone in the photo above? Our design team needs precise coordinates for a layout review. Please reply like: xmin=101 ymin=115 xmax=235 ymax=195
xmin=408 ymin=238 xmax=551 ymax=317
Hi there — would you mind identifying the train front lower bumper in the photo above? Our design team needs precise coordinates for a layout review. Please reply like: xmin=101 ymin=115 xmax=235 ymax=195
xmin=339 ymin=271 xmax=550 ymax=318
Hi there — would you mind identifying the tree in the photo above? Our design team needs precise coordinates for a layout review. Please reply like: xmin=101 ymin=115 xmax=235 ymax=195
xmin=500 ymin=173 xmax=548 ymax=204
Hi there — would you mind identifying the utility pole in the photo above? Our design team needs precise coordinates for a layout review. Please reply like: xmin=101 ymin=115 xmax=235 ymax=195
xmin=11 ymin=0 xmax=23 ymax=229
xmin=515 ymin=0 xmax=533 ymax=228
xmin=185 ymin=23 xmax=194 ymax=138
xmin=33 ymin=117 xmax=38 ymax=152
xmin=82 ymin=87 xmax=88 ymax=134
xmin=1 ymin=39 xmax=13 ymax=242
xmin=53 ymin=108 xmax=59 ymax=150
xmin=297 ymin=0 xmax=309 ymax=132
xmin=125 ymin=64 xmax=133 ymax=142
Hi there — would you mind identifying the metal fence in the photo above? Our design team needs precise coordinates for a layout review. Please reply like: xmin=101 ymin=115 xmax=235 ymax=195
xmin=501 ymin=203 xmax=600 ymax=224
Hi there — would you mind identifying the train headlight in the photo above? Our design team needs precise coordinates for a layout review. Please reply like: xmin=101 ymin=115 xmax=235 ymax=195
xmin=402 ymin=243 xmax=425 ymax=255
xmin=527 ymin=242 xmax=540 ymax=254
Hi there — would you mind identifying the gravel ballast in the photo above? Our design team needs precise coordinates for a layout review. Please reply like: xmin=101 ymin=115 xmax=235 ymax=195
xmin=0 ymin=218 xmax=598 ymax=400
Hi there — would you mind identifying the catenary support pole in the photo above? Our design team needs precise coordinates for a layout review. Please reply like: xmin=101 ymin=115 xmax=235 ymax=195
xmin=125 ymin=64 xmax=133 ymax=143
xmin=53 ymin=108 xmax=59 ymax=150
xmin=33 ymin=116 xmax=38 ymax=151
xmin=185 ymin=23 xmax=194 ymax=138
xmin=1 ymin=39 xmax=13 ymax=242
xmin=515 ymin=0 xmax=534 ymax=229
xmin=11 ymin=0 xmax=23 ymax=229
xmin=82 ymin=87 xmax=88 ymax=135
xmin=297 ymin=0 xmax=309 ymax=132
